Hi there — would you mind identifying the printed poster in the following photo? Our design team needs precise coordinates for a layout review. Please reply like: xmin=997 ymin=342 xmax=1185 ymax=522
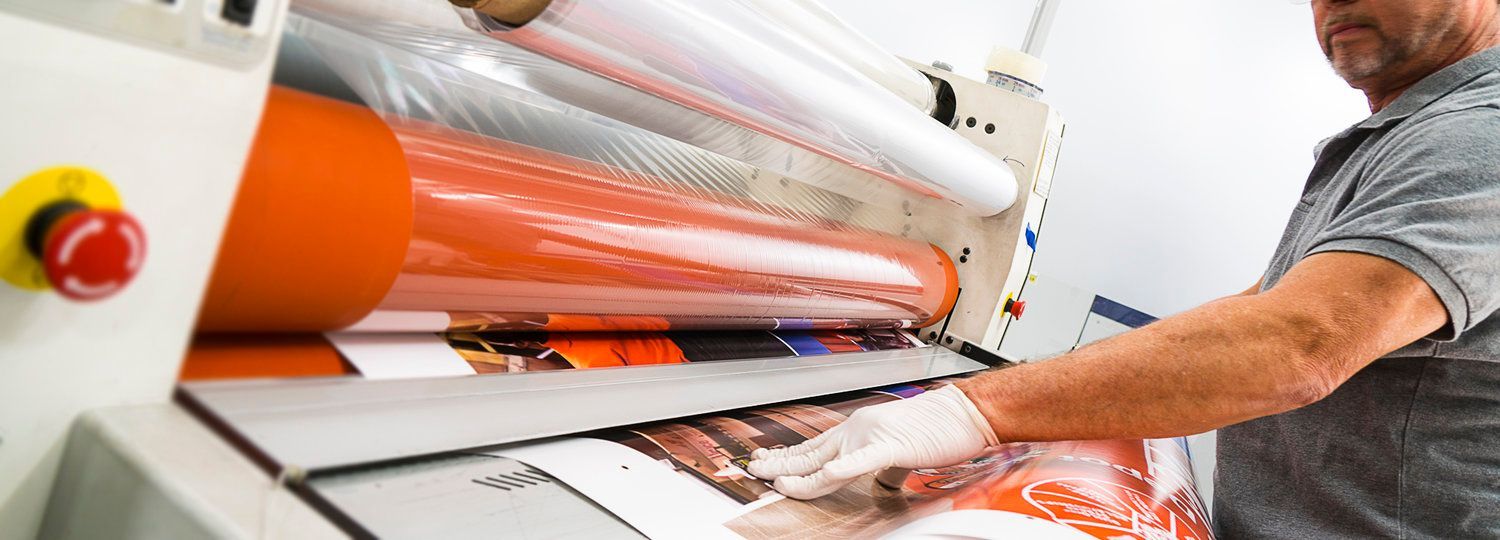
xmin=444 ymin=328 xmax=921 ymax=373
xmin=501 ymin=381 xmax=1212 ymax=539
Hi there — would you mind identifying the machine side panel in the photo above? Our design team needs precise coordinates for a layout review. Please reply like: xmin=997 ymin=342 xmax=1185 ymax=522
xmin=909 ymin=63 xmax=1062 ymax=349
xmin=0 ymin=2 xmax=285 ymax=536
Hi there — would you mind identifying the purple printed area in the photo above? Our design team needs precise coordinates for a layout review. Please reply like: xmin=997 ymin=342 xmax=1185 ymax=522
xmin=875 ymin=384 xmax=926 ymax=399
xmin=773 ymin=332 xmax=832 ymax=356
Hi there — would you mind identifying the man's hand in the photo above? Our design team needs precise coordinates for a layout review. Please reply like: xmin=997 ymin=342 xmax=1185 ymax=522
xmin=746 ymin=384 xmax=999 ymax=499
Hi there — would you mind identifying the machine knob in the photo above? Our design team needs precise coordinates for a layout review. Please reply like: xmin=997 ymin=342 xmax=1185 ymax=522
xmin=24 ymin=201 xmax=146 ymax=301
xmin=1003 ymin=298 xmax=1027 ymax=320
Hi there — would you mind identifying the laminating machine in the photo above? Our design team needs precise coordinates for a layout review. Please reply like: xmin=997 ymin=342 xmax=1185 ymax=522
xmin=0 ymin=1 xmax=1176 ymax=538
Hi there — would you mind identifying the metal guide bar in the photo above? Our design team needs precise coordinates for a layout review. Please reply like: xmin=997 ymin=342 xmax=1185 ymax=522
xmin=179 ymin=347 xmax=987 ymax=472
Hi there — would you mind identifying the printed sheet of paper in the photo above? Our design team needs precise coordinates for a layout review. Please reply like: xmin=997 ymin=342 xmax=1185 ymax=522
xmin=491 ymin=381 xmax=1213 ymax=539
xmin=333 ymin=328 xmax=924 ymax=378
xmin=324 ymin=332 xmax=475 ymax=379
xmin=445 ymin=328 xmax=922 ymax=372
xmin=485 ymin=437 xmax=743 ymax=540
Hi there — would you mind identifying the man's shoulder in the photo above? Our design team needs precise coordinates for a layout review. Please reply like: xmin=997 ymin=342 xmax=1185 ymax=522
xmin=1354 ymin=79 xmax=1500 ymax=206
xmin=1407 ymin=68 xmax=1500 ymax=124
xmin=1385 ymin=87 xmax=1500 ymax=152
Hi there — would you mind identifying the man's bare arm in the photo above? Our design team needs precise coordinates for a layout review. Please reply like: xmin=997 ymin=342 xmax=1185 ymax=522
xmin=748 ymin=252 xmax=1445 ymax=498
xmin=958 ymin=251 xmax=1446 ymax=441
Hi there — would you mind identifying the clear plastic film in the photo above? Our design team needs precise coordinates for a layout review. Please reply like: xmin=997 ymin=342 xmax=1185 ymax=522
xmin=377 ymin=119 xmax=957 ymax=331
xmin=735 ymin=0 xmax=937 ymax=114
xmin=286 ymin=1 xmax=928 ymax=218
xmin=202 ymin=14 xmax=967 ymax=333
xmin=469 ymin=0 xmax=1018 ymax=215
xmin=290 ymin=0 xmax=1016 ymax=216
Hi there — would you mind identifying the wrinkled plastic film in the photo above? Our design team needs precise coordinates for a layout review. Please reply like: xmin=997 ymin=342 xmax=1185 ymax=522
xmin=290 ymin=0 xmax=1015 ymax=216
xmin=471 ymin=0 xmax=1017 ymax=215
xmin=284 ymin=6 xmax=931 ymax=228
xmin=207 ymin=85 xmax=958 ymax=333
xmin=205 ymin=13 xmax=970 ymax=332
xmin=736 ymin=0 xmax=937 ymax=114
xmin=376 ymin=120 xmax=958 ymax=331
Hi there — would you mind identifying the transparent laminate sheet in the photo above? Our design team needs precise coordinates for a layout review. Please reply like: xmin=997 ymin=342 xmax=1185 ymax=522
xmin=216 ymin=13 xmax=972 ymax=332
xmin=736 ymin=0 xmax=938 ymax=115
xmin=374 ymin=121 xmax=958 ymax=331
xmin=289 ymin=0 xmax=1015 ymax=216
xmin=465 ymin=0 xmax=1017 ymax=215
xmin=207 ymin=85 xmax=959 ymax=332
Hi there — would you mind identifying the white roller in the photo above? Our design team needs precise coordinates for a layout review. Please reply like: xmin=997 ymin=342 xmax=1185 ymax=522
xmin=740 ymin=0 xmax=937 ymax=114
xmin=293 ymin=0 xmax=1018 ymax=215
xmin=469 ymin=0 xmax=1018 ymax=215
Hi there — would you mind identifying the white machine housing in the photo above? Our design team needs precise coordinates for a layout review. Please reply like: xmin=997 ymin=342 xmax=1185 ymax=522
xmin=0 ymin=0 xmax=288 ymax=537
xmin=910 ymin=60 xmax=1064 ymax=352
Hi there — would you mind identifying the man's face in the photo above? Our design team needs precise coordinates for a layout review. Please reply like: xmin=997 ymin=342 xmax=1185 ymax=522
xmin=1312 ymin=0 xmax=1480 ymax=87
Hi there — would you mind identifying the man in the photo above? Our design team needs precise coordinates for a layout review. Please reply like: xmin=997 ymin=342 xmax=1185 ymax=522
xmin=747 ymin=0 xmax=1500 ymax=536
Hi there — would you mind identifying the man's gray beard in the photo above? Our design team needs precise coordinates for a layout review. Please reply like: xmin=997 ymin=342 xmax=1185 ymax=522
xmin=1331 ymin=48 xmax=1402 ymax=81
xmin=1328 ymin=31 xmax=1416 ymax=82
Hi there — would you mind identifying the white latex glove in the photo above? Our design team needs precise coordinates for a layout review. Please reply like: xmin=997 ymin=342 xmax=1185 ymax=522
xmin=746 ymin=384 xmax=999 ymax=499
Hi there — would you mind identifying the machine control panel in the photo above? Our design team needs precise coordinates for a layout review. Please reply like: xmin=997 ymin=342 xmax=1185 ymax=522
xmin=0 ymin=0 xmax=281 ymax=68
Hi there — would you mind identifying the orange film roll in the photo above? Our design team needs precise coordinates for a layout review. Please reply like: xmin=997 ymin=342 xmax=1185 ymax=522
xmin=197 ymin=87 xmax=413 ymax=332
xmin=201 ymin=86 xmax=958 ymax=332
xmin=919 ymin=245 xmax=960 ymax=328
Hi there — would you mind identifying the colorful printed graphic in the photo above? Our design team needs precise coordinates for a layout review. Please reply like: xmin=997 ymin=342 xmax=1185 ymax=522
xmin=901 ymin=439 xmax=1212 ymax=540
xmin=541 ymin=377 xmax=1212 ymax=539
xmin=445 ymin=329 xmax=919 ymax=374
xmin=595 ymin=386 xmax=923 ymax=504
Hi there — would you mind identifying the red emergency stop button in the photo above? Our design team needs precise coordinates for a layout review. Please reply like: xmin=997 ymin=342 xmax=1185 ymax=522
xmin=37 ymin=209 xmax=145 ymax=301
xmin=1003 ymin=298 xmax=1027 ymax=320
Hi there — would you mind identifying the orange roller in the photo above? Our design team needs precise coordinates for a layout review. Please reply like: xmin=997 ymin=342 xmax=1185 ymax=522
xmin=199 ymin=85 xmax=957 ymax=332
xmin=180 ymin=334 xmax=355 ymax=380
xmin=918 ymin=244 xmax=960 ymax=328
xmin=197 ymin=87 xmax=413 ymax=332
xmin=380 ymin=120 xmax=958 ymax=331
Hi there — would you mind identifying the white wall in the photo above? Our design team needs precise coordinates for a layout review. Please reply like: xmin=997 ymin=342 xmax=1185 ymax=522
xmin=823 ymin=0 xmax=1371 ymax=517
xmin=1034 ymin=1 xmax=1368 ymax=318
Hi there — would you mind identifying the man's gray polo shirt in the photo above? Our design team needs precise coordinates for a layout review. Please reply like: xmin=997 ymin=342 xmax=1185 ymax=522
xmin=1214 ymin=46 xmax=1500 ymax=538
